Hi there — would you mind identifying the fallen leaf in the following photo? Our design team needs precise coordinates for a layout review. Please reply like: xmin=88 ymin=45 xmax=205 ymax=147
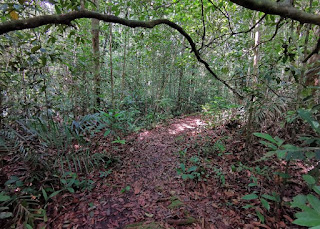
xmin=278 ymin=221 xmax=286 ymax=228
xmin=134 ymin=182 xmax=142 ymax=195
xmin=283 ymin=214 xmax=293 ymax=223
xmin=9 ymin=11 xmax=19 ymax=20
xmin=145 ymin=212 xmax=154 ymax=217
xmin=224 ymin=190 xmax=235 ymax=198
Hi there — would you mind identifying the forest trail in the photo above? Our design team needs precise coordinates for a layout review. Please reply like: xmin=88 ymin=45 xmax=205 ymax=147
xmin=52 ymin=116 xmax=238 ymax=228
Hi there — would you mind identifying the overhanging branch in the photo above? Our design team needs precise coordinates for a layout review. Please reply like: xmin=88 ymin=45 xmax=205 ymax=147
xmin=0 ymin=9 xmax=243 ymax=98
xmin=230 ymin=0 xmax=320 ymax=25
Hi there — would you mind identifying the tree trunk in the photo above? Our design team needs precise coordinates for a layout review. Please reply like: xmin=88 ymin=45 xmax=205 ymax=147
xmin=91 ymin=0 xmax=100 ymax=108
xmin=109 ymin=22 xmax=114 ymax=110
xmin=246 ymin=14 xmax=260 ymax=148
xmin=120 ymin=28 xmax=128 ymax=102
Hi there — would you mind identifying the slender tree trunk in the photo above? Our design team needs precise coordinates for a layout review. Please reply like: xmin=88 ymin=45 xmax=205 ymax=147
xmin=82 ymin=72 xmax=88 ymax=115
xmin=92 ymin=0 xmax=100 ymax=108
xmin=0 ymin=85 xmax=3 ymax=127
xmin=109 ymin=22 xmax=114 ymax=110
xmin=22 ymin=70 xmax=28 ymax=119
xmin=176 ymin=66 xmax=184 ymax=112
xmin=176 ymin=46 xmax=186 ymax=112
xmin=299 ymin=0 xmax=313 ymax=106
xmin=253 ymin=19 xmax=260 ymax=82
xmin=246 ymin=14 xmax=260 ymax=148
xmin=120 ymin=28 xmax=128 ymax=102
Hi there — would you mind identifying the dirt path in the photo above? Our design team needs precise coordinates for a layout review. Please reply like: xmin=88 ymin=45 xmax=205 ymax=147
xmin=53 ymin=116 xmax=238 ymax=228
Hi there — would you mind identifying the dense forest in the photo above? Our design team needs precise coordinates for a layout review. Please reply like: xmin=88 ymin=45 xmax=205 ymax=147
xmin=1 ymin=0 xmax=320 ymax=228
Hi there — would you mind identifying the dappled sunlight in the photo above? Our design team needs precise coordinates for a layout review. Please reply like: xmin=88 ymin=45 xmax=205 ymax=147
xmin=138 ymin=130 xmax=151 ymax=140
xmin=168 ymin=118 xmax=206 ymax=135
xmin=137 ymin=117 xmax=206 ymax=140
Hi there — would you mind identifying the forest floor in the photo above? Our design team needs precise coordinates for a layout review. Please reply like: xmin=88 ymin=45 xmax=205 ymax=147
xmin=48 ymin=115 xmax=301 ymax=229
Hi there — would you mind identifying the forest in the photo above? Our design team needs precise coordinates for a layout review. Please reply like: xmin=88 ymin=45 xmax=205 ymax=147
xmin=0 ymin=0 xmax=320 ymax=228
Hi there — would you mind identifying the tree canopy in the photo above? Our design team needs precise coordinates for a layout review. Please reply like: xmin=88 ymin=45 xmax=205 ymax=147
xmin=1 ymin=0 xmax=320 ymax=228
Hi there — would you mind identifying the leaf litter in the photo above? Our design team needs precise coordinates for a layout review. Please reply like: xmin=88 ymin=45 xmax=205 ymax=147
xmin=45 ymin=115 xmax=308 ymax=228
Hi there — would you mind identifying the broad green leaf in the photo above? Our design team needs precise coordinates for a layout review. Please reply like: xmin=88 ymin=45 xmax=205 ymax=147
xmin=291 ymin=194 xmax=307 ymax=209
xmin=0 ymin=212 xmax=13 ymax=219
xmin=187 ymin=166 xmax=198 ymax=173
xmin=262 ymin=194 xmax=277 ymax=202
xmin=55 ymin=5 xmax=61 ymax=14
xmin=180 ymin=163 xmax=186 ymax=172
xmin=261 ymin=198 xmax=270 ymax=211
xmin=303 ymin=175 xmax=316 ymax=185
xmin=294 ymin=211 xmax=320 ymax=226
xmin=263 ymin=151 xmax=276 ymax=158
xmin=242 ymin=193 xmax=258 ymax=200
xmin=274 ymin=136 xmax=284 ymax=147
xmin=276 ymin=150 xmax=287 ymax=159
xmin=25 ymin=224 xmax=33 ymax=229
xmin=248 ymin=183 xmax=257 ymax=187
xmin=5 ymin=176 xmax=19 ymax=185
xmin=242 ymin=204 xmax=254 ymax=209
xmin=256 ymin=210 xmax=265 ymax=223
xmin=313 ymin=186 xmax=320 ymax=195
xmin=48 ymin=190 xmax=62 ymax=199
xmin=306 ymin=151 xmax=315 ymax=159
xmin=31 ymin=45 xmax=41 ymax=53
xmin=307 ymin=194 xmax=320 ymax=214
xmin=0 ymin=193 xmax=11 ymax=202
xmin=181 ymin=174 xmax=189 ymax=180
xmin=42 ymin=188 xmax=48 ymax=201
xmin=254 ymin=133 xmax=278 ymax=144
xmin=298 ymin=109 xmax=320 ymax=134
xmin=259 ymin=141 xmax=277 ymax=150
xmin=67 ymin=188 xmax=75 ymax=193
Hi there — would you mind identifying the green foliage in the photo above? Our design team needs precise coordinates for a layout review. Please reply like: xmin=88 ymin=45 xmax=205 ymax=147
xmin=99 ymin=170 xmax=112 ymax=178
xmin=58 ymin=172 xmax=95 ymax=192
xmin=199 ymin=137 xmax=228 ymax=157
xmin=176 ymin=154 xmax=209 ymax=181
xmin=242 ymin=189 xmax=280 ymax=224
xmin=202 ymin=97 xmax=239 ymax=126
xmin=253 ymin=132 xmax=319 ymax=161
xmin=121 ymin=185 xmax=131 ymax=193
xmin=177 ymin=163 xmax=199 ymax=181
xmin=291 ymin=194 xmax=320 ymax=228
xmin=112 ymin=136 xmax=126 ymax=144
xmin=212 ymin=166 xmax=226 ymax=186
xmin=1 ymin=176 xmax=47 ymax=228
xmin=213 ymin=139 xmax=227 ymax=155
xmin=255 ymin=108 xmax=320 ymax=227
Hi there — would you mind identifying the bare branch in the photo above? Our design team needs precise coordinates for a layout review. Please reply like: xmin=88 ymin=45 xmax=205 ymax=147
xmin=200 ymin=14 xmax=266 ymax=52
xmin=303 ymin=37 xmax=320 ymax=63
xmin=207 ymin=0 xmax=234 ymax=33
xmin=200 ymin=0 xmax=206 ymax=50
xmin=253 ymin=17 xmax=284 ymax=49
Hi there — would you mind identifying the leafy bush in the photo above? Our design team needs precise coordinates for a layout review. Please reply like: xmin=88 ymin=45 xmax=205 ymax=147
xmin=202 ymin=96 xmax=239 ymax=126
xmin=254 ymin=108 xmax=320 ymax=227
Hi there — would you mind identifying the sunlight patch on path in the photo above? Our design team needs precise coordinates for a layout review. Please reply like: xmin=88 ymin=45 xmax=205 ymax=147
xmin=137 ymin=117 xmax=207 ymax=140
xmin=168 ymin=118 xmax=206 ymax=135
